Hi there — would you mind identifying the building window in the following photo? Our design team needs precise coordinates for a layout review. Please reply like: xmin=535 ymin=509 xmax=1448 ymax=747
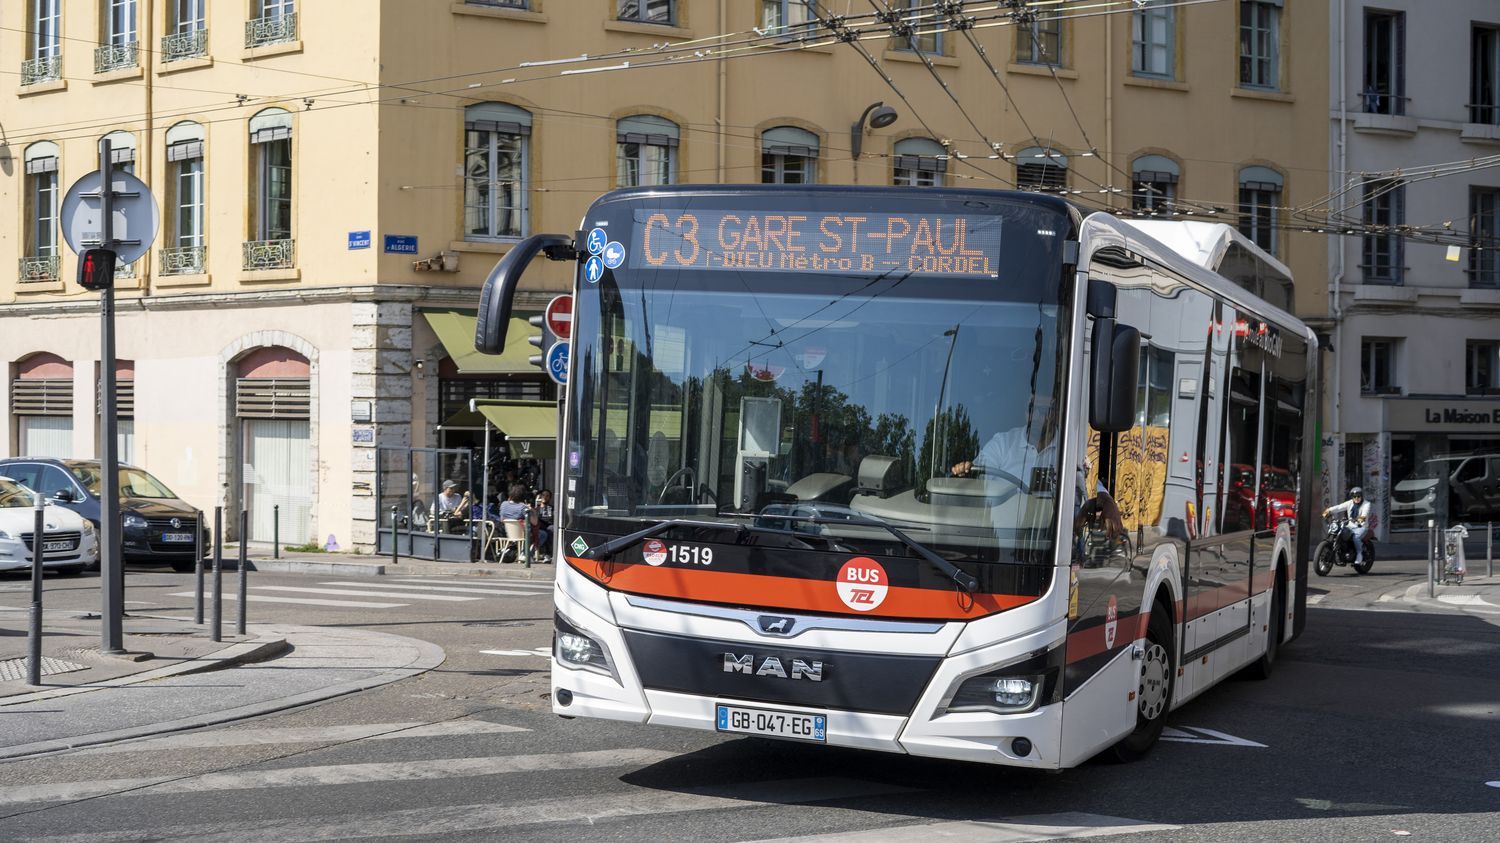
xmin=891 ymin=0 xmax=940 ymax=54
xmin=1361 ymin=180 xmax=1404 ymax=284
xmin=250 ymin=109 xmax=292 ymax=243
xmin=102 ymin=130 xmax=136 ymax=175
xmin=163 ymin=0 xmax=207 ymax=61
xmin=893 ymin=138 xmax=946 ymax=187
xmin=618 ymin=0 xmax=672 ymax=25
xmin=465 ymin=103 xmax=531 ymax=240
xmin=1362 ymin=10 xmax=1405 ymax=115
xmin=1361 ymin=339 xmax=1398 ymax=395
xmin=106 ymin=0 xmax=137 ymax=46
xmin=1131 ymin=154 xmax=1179 ymax=212
xmin=761 ymin=126 xmax=818 ymax=184
xmin=762 ymin=0 xmax=814 ymax=38
xmin=1131 ymin=0 xmax=1175 ymax=79
xmin=1467 ymin=341 xmax=1499 ymax=394
xmin=1238 ymin=0 xmax=1280 ymax=90
xmin=1471 ymin=187 xmax=1500 ymax=288
xmin=616 ymin=115 xmax=678 ymax=188
xmin=21 ymin=142 xmax=60 ymax=283
xmin=1473 ymin=26 xmax=1500 ymax=125
xmin=163 ymin=122 xmax=206 ymax=276
xmin=1016 ymin=14 xmax=1063 ymax=66
xmin=23 ymin=0 xmax=63 ymax=85
xmin=1237 ymin=165 xmax=1282 ymax=255
xmin=247 ymin=0 xmax=296 ymax=48
xmin=1015 ymin=146 xmax=1068 ymax=192
xmin=12 ymin=354 xmax=74 ymax=459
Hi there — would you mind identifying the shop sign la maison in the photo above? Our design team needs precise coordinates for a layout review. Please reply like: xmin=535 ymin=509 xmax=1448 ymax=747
xmin=1390 ymin=400 xmax=1500 ymax=430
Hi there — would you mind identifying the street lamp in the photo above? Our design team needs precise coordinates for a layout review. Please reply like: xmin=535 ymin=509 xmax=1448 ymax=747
xmin=850 ymin=102 xmax=899 ymax=159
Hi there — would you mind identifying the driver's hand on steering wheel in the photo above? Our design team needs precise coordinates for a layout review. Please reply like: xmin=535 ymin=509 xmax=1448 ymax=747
xmin=951 ymin=460 xmax=976 ymax=477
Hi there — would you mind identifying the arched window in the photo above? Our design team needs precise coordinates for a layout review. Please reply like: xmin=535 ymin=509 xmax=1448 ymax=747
xmin=617 ymin=115 xmax=679 ymax=188
xmin=11 ymin=352 xmax=74 ymax=458
xmin=1131 ymin=154 xmax=1180 ymax=212
xmin=1238 ymin=165 xmax=1283 ymax=254
xmin=165 ymin=121 xmax=207 ymax=274
xmin=893 ymin=137 xmax=946 ymax=187
xmin=761 ymin=126 xmax=818 ymax=184
xmin=248 ymin=108 xmax=294 ymax=265
xmin=22 ymin=142 xmax=60 ymax=280
xmin=102 ymin=130 xmax=136 ymax=173
xmin=234 ymin=345 xmax=313 ymax=543
xmin=1015 ymin=146 xmax=1067 ymax=192
xmin=465 ymin=103 xmax=532 ymax=240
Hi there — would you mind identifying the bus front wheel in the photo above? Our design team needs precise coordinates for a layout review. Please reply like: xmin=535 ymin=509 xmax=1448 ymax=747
xmin=1109 ymin=602 xmax=1174 ymax=763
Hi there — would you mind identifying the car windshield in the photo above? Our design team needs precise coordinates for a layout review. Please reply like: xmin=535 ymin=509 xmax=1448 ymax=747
xmin=1262 ymin=469 xmax=1296 ymax=492
xmin=70 ymin=466 xmax=179 ymax=500
xmin=566 ymin=191 xmax=1071 ymax=566
xmin=0 ymin=478 xmax=33 ymax=508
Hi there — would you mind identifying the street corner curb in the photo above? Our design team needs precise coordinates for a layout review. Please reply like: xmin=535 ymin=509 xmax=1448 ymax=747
xmin=0 ymin=630 xmax=290 ymax=709
xmin=248 ymin=559 xmax=387 ymax=576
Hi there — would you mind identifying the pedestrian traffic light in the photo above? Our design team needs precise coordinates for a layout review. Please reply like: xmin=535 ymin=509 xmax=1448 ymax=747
xmin=77 ymin=248 xmax=117 ymax=291
xmin=527 ymin=313 xmax=554 ymax=369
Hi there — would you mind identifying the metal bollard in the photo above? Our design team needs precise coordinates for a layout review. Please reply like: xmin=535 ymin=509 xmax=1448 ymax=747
xmin=212 ymin=506 xmax=223 ymax=643
xmin=237 ymin=510 xmax=249 ymax=636
xmin=390 ymin=505 xmax=400 ymax=564
xmin=1488 ymin=521 xmax=1494 ymax=579
xmin=194 ymin=510 xmax=205 ymax=626
xmin=273 ymin=504 xmax=280 ymax=560
xmin=1427 ymin=519 xmax=1437 ymax=599
xmin=27 ymin=493 xmax=44 ymax=686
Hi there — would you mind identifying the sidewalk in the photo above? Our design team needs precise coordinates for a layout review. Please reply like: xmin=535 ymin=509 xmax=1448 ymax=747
xmin=226 ymin=545 xmax=556 ymax=580
xmin=1313 ymin=554 xmax=1500 ymax=618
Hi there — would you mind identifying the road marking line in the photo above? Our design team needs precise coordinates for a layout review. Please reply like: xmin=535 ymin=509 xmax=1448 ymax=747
xmin=1437 ymin=593 xmax=1497 ymax=608
xmin=749 ymin=812 xmax=1179 ymax=842
xmin=168 ymin=592 xmax=406 ymax=609
xmin=481 ymin=648 xmax=551 ymax=658
xmin=1307 ymin=594 xmax=1326 ymax=605
xmin=22 ymin=776 xmax=913 ymax=842
xmin=319 ymin=581 xmax=539 ymax=597
xmin=0 ymin=748 xmax=676 ymax=808
xmin=1161 ymin=726 xmax=1266 ymax=747
xmin=254 ymin=586 xmax=482 ymax=602
xmin=75 ymin=720 xmax=529 ymax=755
xmin=390 ymin=577 xmax=553 ymax=590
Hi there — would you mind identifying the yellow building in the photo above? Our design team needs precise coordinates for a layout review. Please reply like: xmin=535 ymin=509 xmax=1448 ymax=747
xmin=0 ymin=0 xmax=1327 ymax=550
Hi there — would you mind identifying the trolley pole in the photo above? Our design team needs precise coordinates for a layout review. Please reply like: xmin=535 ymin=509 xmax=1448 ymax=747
xmin=237 ymin=510 xmax=248 ymax=636
xmin=27 ymin=492 xmax=45 ymax=686
xmin=193 ymin=510 xmax=204 ymax=625
xmin=211 ymin=506 xmax=223 ymax=643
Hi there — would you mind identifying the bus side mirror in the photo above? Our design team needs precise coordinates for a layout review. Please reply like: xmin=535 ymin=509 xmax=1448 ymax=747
xmin=1089 ymin=317 xmax=1140 ymax=433
xmin=474 ymin=233 xmax=575 ymax=354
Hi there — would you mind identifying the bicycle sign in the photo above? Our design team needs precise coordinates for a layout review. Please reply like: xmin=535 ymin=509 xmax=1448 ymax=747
xmin=545 ymin=340 xmax=570 ymax=386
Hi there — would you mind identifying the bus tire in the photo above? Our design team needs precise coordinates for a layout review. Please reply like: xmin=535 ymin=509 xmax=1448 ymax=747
xmin=1109 ymin=598 xmax=1174 ymax=763
xmin=1245 ymin=565 xmax=1283 ymax=680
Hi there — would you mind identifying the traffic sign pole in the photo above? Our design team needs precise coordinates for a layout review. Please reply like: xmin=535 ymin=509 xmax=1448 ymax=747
xmin=97 ymin=139 xmax=125 ymax=655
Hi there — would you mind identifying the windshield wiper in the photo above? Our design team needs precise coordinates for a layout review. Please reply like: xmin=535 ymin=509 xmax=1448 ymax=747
xmin=760 ymin=513 xmax=979 ymax=595
xmin=583 ymin=519 xmax=747 ymax=561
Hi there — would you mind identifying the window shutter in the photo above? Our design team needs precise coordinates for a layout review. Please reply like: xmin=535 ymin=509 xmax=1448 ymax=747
xmin=250 ymin=126 xmax=291 ymax=144
xmin=95 ymin=381 xmax=134 ymax=418
xmin=235 ymin=378 xmax=310 ymax=419
xmin=25 ymin=156 xmax=58 ymax=175
xmin=167 ymin=141 xmax=204 ymax=162
xmin=12 ymin=379 xmax=73 ymax=416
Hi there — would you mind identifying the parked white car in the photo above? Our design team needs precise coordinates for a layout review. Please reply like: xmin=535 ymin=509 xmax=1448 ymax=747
xmin=0 ymin=476 xmax=97 ymax=575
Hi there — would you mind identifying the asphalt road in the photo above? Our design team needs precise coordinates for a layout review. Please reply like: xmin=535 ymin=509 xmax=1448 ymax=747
xmin=0 ymin=565 xmax=1496 ymax=841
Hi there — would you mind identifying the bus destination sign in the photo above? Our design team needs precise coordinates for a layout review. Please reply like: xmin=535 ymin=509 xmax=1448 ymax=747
xmin=631 ymin=210 xmax=1001 ymax=277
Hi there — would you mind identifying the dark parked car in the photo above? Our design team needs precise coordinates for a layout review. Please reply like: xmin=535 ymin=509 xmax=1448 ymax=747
xmin=0 ymin=458 xmax=206 ymax=572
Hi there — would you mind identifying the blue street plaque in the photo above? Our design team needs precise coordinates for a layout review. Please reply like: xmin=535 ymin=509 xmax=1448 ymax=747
xmin=602 ymin=241 xmax=626 ymax=269
xmin=546 ymin=341 xmax=570 ymax=386
xmin=586 ymin=228 xmax=608 ymax=255
xmin=348 ymin=230 xmax=371 ymax=250
xmin=584 ymin=256 xmax=605 ymax=284
xmin=384 ymin=234 xmax=418 ymax=254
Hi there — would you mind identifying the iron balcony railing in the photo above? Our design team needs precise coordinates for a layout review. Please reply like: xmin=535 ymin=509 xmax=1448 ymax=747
xmin=243 ymin=239 xmax=295 ymax=271
xmin=1468 ymin=102 xmax=1500 ymax=126
xmin=160 ymin=245 xmax=207 ymax=275
xmin=95 ymin=42 xmax=139 ymax=74
xmin=161 ymin=29 xmax=208 ymax=62
xmin=19 ymin=256 xmax=60 ymax=283
xmin=1360 ymin=90 xmax=1410 ymax=116
xmin=245 ymin=12 xmax=297 ymax=48
xmin=21 ymin=55 xmax=62 ymax=85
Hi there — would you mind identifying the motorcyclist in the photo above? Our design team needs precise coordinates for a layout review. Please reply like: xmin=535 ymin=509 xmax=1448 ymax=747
xmin=1322 ymin=487 xmax=1371 ymax=566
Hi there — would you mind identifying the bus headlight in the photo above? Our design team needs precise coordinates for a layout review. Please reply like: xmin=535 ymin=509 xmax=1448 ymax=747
xmin=553 ymin=612 xmax=616 ymax=678
xmin=948 ymin=674 xmax=1044 ymax=713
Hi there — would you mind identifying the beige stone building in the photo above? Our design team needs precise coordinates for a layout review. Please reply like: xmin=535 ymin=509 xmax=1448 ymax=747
xmin=0 ymin=0 xmax=1328 ymax=551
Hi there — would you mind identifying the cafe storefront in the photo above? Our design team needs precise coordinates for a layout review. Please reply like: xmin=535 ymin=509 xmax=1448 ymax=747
xmin=1351 ymin=399 xmax=1500 ymax=537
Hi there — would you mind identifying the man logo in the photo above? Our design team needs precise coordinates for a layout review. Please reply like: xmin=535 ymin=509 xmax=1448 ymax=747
xmin=722 ymin=652 xmax=824 ymax=681
xmin=757 ymin=615 xmax=795 ymax=636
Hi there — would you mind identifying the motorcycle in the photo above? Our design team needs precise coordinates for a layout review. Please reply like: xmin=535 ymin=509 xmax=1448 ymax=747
xmin=1314 ymin=516 xmax=1375 ymax=576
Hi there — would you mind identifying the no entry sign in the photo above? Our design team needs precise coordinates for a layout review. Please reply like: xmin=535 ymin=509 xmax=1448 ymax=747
xmin=546 ymin=294 xmax=573 ymax=340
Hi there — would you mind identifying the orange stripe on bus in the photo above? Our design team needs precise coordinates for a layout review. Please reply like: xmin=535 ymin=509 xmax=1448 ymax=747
xmin=564 ymin=556 xmax=1037 ymax=621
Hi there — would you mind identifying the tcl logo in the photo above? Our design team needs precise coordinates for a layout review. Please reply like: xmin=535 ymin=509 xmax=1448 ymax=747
xmin=836 ymin=557 xmax=888 ymax=612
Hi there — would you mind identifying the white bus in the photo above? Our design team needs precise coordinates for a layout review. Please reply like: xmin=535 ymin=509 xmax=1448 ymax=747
xmin=476 ymin=185 xmax=1315 ymax=768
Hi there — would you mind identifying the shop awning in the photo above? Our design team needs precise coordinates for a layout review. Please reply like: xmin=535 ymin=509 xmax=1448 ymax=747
xmin=422 ymin=309 xmax=536 ymax=374
xmin=478 ymin=400 xmax=559 ymax=459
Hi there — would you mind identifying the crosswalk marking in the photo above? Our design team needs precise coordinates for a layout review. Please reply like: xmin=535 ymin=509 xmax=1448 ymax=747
xmin=390 ymin=577 xmax=553 ymax=590
xmin=0 ymin=748 xmax=676 ymax=808
xmin=254 ymin=585 xmax=483 ymax=602
xmin=481 ymin=648 xmax=551 ymax=658
xmin=748 ymin=813 xmax=1179 ymax=842
xmin=169 ymin=592 xmax=405 ymax=609
xmin=75 ymin=720 xmax=529 ymax=756
xmin=320 ymin=580 xmax=540 ymax=597
xmin=24 ymin=776 xmax=912 ymax=842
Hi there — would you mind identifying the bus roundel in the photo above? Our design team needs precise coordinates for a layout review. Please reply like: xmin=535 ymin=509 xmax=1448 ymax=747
xmin=836 ymin=557 xmax=888 ymax=612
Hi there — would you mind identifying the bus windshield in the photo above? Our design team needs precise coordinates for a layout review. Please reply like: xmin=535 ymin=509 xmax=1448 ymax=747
xmin=566 ymin=190 xmax=1073 ymax=566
